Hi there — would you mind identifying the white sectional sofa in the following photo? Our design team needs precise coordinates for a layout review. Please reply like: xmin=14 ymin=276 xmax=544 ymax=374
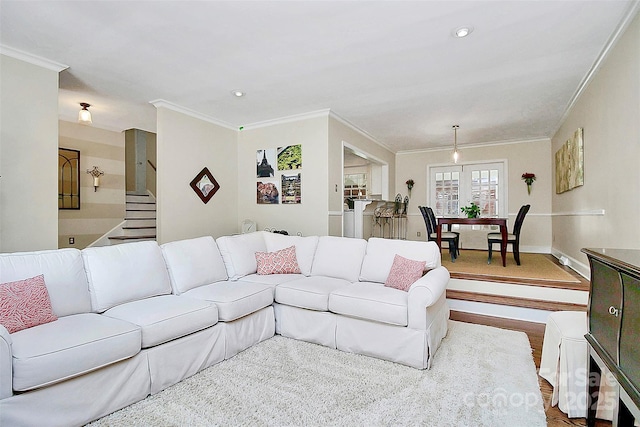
xmin=0 ymin=232 xmax=450 ymax=426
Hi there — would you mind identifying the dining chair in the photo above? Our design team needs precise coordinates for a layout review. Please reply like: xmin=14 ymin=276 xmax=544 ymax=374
xmin=418 ymin=206 xmax=458 ymax=262
xmin=487 ymin=204 xmax=531 ymax=265
xmin=426 ymin=206 xmax=460 ymax=257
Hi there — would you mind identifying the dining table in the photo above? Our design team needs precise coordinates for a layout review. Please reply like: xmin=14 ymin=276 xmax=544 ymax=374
xmin=436 ymin=217 xmax=509 ymax=267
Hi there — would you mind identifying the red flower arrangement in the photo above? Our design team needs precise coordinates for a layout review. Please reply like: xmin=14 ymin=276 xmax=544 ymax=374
xmin=522 ymin=173 xmax=536 ymax=194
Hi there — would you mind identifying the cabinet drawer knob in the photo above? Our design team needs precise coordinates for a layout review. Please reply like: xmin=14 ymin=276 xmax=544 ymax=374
xmin=609 ymin=306 xmax=619 ymax=317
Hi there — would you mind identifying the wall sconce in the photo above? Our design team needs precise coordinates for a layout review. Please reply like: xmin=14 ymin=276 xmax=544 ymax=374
xmin=78 ymin=103 xmax=92 ymax=125
xmin=86 ymin=166 xmax=104 ymax=191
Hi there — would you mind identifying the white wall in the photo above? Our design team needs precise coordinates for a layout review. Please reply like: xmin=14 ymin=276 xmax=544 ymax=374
xmin=396 ymin=139 xmax=553 ymax=252
xmin=0 ymin=54 xmax=61 ymax=252
xmin=238 ymin=115 xmax=329 ymax=236
xmin=155 ymin=106 xmax=238 ymax=243
xmin=551 ymin=12 xmax=640 ymax=272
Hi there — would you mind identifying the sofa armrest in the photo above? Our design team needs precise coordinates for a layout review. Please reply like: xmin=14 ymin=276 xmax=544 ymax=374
xmin=407 ymin=266 xmax=450 ymax=330
xmin=0 ymin=324 xmax=13 ymax=399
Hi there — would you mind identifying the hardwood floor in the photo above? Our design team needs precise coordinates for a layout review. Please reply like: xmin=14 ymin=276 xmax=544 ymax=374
xmin=449 ymin=255 xmax=612 ymax=427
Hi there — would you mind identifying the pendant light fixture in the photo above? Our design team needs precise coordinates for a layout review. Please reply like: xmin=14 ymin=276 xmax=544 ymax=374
xmin=452 ymin=125 xmax=460 ymax=163
xmin=78 ymin=103 xmax=92 ymax=125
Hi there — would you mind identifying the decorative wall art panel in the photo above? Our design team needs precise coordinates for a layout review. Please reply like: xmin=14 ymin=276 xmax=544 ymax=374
xmin=281 ymin=173 xmax=301 ymax=204
xmin=257 ymin=180 xmax=280 ymax=204
xmin=256 ymin=149 xmax=276 ymax=178
xmin=277 ymin=145 xmax=302 ymax=170
xmin=555 ymin=128 xmax=584 ymax=194
xmin=190 ymin=167 xmax=220 ymax=204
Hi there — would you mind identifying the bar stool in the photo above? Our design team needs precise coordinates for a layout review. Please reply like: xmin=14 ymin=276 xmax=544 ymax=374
xmin=539 ymin=311 xmax=614 ymax=420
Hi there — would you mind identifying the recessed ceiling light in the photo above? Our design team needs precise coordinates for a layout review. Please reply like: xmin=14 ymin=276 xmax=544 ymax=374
xmin=454 ymin=26 xmax=473 ymax=38
xmin=232 ymin=90 xmax=245 ymax=98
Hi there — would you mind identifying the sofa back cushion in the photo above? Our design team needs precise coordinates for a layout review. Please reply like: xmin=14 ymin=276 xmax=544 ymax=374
xmin=216 ymin=231 xmax=268 ymax=280
xmin=161 ymin=236 xmax=228 ymax=294
xmin=0 ymin=248 xmax=92 ymax=317
xmin=82 ymin=241 xmax=172 ymax=312
xmin=263 ymin=233 xmax=318 ymax=276
xmin=310 ymin=236 xmax=367 ymax=282
xmin=359 ymin=238 xmax=441 ymax=284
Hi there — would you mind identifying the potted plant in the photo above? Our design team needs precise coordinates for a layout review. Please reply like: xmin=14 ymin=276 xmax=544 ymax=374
xmin=461 ymin=202 xmax=481 ymax=218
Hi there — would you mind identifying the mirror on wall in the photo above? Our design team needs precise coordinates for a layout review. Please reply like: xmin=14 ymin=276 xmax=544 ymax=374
xmin=59 ymin=147 xmax=80 ymax=209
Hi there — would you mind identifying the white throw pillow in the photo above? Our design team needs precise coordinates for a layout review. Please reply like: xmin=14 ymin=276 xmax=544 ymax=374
xmin=216 ymin=231 xmax=268 ymax=280
xmin=161 ymin=236 xmax=228 ymax=294
xmin=263 ymin=233 xmax=319 ymax=276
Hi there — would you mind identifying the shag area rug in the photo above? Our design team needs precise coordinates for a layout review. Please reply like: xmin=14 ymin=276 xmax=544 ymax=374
xmin=89 ymin=321 xmax=545 ymax=426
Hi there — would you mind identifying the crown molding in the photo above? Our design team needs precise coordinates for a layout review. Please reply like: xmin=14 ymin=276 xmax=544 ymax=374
xmin=149 ymin=99 xmax=237 ymax=131
xmin=396 ymin=137 xmax=551 ymax=155
xmin=0 ymin=45 xmax=68 ymax=72
xmin=554 ymin=1 xmax=640 ymax=135
xmin=240 ymin=109 xmax=332 ymax=131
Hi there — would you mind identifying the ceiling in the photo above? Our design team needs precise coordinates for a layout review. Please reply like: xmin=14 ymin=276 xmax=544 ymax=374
xmin=1 ymin=1 xmax=637 ymax=152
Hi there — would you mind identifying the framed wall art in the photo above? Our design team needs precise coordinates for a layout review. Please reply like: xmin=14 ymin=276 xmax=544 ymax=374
xmin=281 ymin=173 xmax=301 ymax=204
xmin=190 ymin=167 xmax=220 ymax=204
xmin=257 ymin=180 xmax=280 ymax=204
xmin=277 ymin=145 xmax=302 ymax=170
xmin=555 ymin=128 xmax=584 ymax=194
xmin=256 ymin=149 xmax=276 ymax=178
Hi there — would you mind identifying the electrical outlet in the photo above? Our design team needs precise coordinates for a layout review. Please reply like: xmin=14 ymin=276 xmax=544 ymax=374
xmin=69 ymin=237 xmax=75 ymax=245
xmin=417 ymin=232 xmax=421 ymax=237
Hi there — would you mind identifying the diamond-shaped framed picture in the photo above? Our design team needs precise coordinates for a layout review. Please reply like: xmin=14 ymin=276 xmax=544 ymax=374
xmin=189 ymin=167 xmax=220 ymax=204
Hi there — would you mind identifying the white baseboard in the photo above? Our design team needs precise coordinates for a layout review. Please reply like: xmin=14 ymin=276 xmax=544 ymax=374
xmin=550 ymin=249 xmax=590 ymax=279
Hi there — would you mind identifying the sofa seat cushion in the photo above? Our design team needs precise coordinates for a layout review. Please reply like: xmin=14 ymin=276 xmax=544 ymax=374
xmin=183 ymin=281 xmax=273 ymax=322
xmin=103 ymin=295 xmax=217 ymax=348
xmin=329 ymin=282 xmax=408 ymax=326
xmin=275 ymin=276 xmax=351 ymax=311
xmin=240 ymin=273 xmax=304 ymax=288
xmin=10 ymin=313 xmax=141 ymax=391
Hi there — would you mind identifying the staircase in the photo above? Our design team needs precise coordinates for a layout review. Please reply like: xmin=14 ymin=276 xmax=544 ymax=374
xmin=107 ymin=193 xmax=157 ymax=245
xmin=444 ymin=253 xmax=590 ymax=324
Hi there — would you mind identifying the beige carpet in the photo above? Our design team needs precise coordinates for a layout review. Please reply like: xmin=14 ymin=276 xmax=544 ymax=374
xmin=442 ymin=250 xmax=580 ymax=283
xmin=89 ymin=321 xmax=545 ymax=426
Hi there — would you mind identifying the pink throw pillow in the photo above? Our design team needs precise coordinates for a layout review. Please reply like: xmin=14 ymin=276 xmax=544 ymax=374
xmin=0 ymin=275 xmax=58 ymax=334
xmin=384 ymin=254 xmax=426 ymax=291
xmin=255 ymin=245 xmax=302 ymax=275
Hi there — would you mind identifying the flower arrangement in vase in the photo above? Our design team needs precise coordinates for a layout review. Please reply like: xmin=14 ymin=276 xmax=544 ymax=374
xmin=522 ymin=172 xmax=536 ymax=195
